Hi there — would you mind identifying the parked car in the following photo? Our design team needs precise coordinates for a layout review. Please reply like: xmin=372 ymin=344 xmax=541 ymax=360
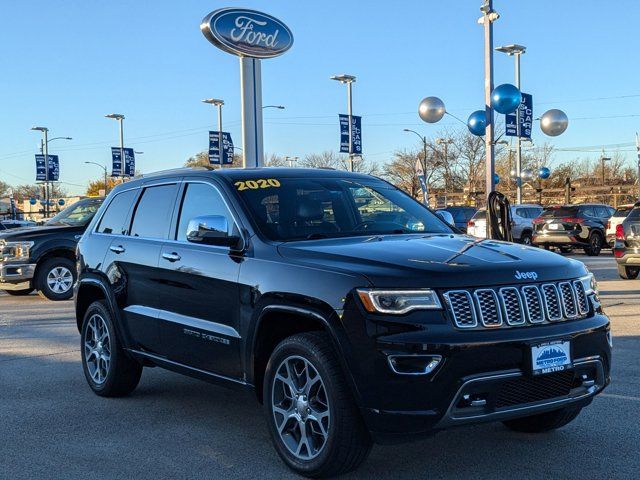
xmin=0 ymin=220 xmax=36 ymax=230
xmin=75 ymin=168 xmax=610 ymax=477
xmin=0 ymin=197 xmax=103 ymax=299
xmin=467 ymin=204 xmax=543 ymax=244
xmin=612 ymin=202 xmax=640 ymax=279
xmin=606 ymin=204 xmax=635 ymax=247
xmin=442 ymin=205 xmax=476 ymax=233
xmin=532 ymin=204 xmax=615 ymax=256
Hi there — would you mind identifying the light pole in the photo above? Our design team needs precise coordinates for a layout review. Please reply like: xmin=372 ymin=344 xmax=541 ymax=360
xmin=600 ymin=150 xmax=611 ymax=187
xmin=105 ymin=113 xmax=125 ymax=178
xmin=285 ymin=156 xmax=299 ymax=168
xmin=85 ymin=162 xmax=108 ymax=195
xmin=436 ymin=138 xmax=454 ymax=194
xmin=331 ymin=74 xmax=356 ymax=172
xmin=496 ymin=43 xmax=526 ymax=204
xmin=202 ymin=99 xmax=224 ymax=168
xmin=30 ymin=126 xmax=50 ymax=218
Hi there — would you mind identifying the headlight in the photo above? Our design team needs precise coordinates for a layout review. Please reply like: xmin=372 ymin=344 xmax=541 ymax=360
xmin=0 ymin=241 xmax=34 ymax=262
xmin=578 ymin=273 xmax=598 ymax=295
xmin=357 ymin=289 xmax=442 ymax=314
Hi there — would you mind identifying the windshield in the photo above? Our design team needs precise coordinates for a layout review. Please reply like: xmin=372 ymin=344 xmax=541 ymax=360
xmin=470 ymin=209 xmax=486 ymax=221
xmin=540 ymin=206 xmax=578 ymax=218
xmin=46 ymin=199 xmax=103 ymax=227
xmin=232 ymin=176 xmax=453 ymax=241
xmin=613 ymin=206 xmax=633 ymax=217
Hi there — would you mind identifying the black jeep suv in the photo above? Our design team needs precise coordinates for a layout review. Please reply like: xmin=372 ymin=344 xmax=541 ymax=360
xmin=1 ymin=197 xmax=103 ymax=300
xmin=75 ymin=168 xmax=611 ymax=477
xmin=532 ymin=204 xmax=614 ymax=256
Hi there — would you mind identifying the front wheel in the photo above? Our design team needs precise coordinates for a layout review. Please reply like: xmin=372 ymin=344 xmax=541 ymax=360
xmin=36 ymin=257 xmax=76 ymax=300
xmin=618 ymin=264 xmax=640 ymax=279
xmin=502 ymin=406 xmax=582 ymax=433
xmin=584 ymin=232 xmax=603 ymax=256
xmin=3 ymin=288 xmax=34 ymax=296
xmin=264 ymin=332 xmax=372 ymax=478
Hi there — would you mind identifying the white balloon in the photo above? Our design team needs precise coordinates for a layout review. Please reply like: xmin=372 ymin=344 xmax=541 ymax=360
xmin=509 ymin=169 xmax=518 ymax=180
xmin=540 ymin=109 xmax=569 ymax=136
xmin=418 ymin=97 xmax=446 ymax=123
xmin=522 ymin=168 xmax=534 ymax=180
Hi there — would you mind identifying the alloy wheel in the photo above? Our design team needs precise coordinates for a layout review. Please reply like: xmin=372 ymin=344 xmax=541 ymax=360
xmin=272 ymin=355 xmax=330 ymax=460
xmin=84 ymin=314 xmax=111 ymax=385
xmin=46 ymin=266 xmax=73 ymax=294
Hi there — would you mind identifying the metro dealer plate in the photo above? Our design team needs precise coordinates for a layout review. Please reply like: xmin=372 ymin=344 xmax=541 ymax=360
xmin=531 ymin=340 xmax=572 ymax=375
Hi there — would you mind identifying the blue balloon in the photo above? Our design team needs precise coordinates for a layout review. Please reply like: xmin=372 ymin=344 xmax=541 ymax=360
xmin=538 ymin=166 xmax=551 ymax=179
xmin=467 ymin=110 xmax=487 ymax=136
xmin=29 ymin=198 xmax=37 ymax=205
xmin=491 ymin=83 xmax=522 ymax=114
xmin=493 ymin=173 xmax=500 ymax=185
xmin=58 ymin=199 xmax=65 ymax=206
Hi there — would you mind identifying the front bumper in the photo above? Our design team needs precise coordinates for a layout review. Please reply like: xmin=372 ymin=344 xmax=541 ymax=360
xmin=340 ymin=302 xmax=611 ymax=444
xmin=0 ymin=262 xmax=36 ymax=290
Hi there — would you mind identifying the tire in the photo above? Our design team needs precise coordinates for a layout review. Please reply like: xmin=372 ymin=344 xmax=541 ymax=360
xmin=583 ymin=232 xmax=603 ymax=257
xmin=502 ymin=406 xmax=582 ymax=433
xmin=618 ymin=264 xmax=640 ymax=280
xmin=263 ymin=332 xmax=372 ymax=478
xmin=520 ymin=232 xmax=533 ymax=246
xmin=558 ymin=246 xmax=573 ymax=254
xmin=35 ymin=257 xmax=76 ymax=301
xmin=3 ymin=288 xmax=34 ymax=296
xmin=81 ymin=300 xmax=142 ymax=397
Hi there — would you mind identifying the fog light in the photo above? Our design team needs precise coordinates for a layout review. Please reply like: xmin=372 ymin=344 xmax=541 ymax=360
xmin=387 ymin=355 xmax=442 ymax=375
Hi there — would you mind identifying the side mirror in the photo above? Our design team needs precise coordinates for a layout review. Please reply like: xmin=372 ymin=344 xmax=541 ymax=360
xmin=186 ymin=215 xmax=240 ymax=248
xmin=435 ymin=210 xmax=455 ymax=225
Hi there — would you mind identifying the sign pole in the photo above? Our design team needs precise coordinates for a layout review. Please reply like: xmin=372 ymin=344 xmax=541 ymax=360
xmin=482 ymin=1 xmax=496 ymax=213
xmin=515 ymin=51 xmax=522 ymax=204
xmin=347 ymin=81 xmax=354 ymax=172
xmin=118 ymin=117 xmax=125 ymax=182
xmin=43 ymin=129 xmax=49 ymax=219
xmin=636 ymin=132 xmax=640 ymax=197
xmin=217 ymin=103 xmax=223 ymax=169
xmin=240 ymin=57 xmax=264 ymax=168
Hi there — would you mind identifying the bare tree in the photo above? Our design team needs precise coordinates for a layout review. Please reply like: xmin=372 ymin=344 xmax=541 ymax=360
xmin=383 ymin=149 xmax=421 ymax=198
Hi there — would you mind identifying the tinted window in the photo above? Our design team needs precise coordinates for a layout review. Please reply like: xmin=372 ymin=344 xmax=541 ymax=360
xmin=627 ymin=207 xmax=640 ymax=219
xmin=581 ymin=207 xmax=595 ymax=217
xmin=470 ymin=209 xmax=486 ymax=221
xmin=523 ymin=207 xmax=543 ymax=219
xmin=595 ymin=206 xmax=609 ymax=218
xmin=613 ymin=206 xmax=633 ymax=217
xmin=97 ymin=190 xmax=137 ymax=235
xmin=176 ymin=183 xmax=235 ymax=241
xmin=130 ymin=184 xmax=178 ymax=239
xmin=541 ymin=206 xmax=578 ymax=218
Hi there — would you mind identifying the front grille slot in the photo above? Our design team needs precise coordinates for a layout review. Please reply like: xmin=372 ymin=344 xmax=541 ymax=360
xmin=443 ymin=278 xmax=590 ymax=330
xmin=495 ymin=370 xmax=575 ymax=408
xmin=499 ymin=287 xmax=525 ymax=325
xmin=444 ymin=290 xmax=477 ymax=328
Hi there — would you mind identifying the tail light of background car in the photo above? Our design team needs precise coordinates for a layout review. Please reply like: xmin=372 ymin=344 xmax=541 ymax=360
xmin=607 ymin=221 xmax=611 ymax=230
xmin=532 ymin=218 xmax=545 ymax=224
xmin=467 ymin=221 xmax=475 ymax=228
xmin=561 ymin=217 xmax=585 ymax=224
xmin=616 ymin=224 xmax=626 ymax=240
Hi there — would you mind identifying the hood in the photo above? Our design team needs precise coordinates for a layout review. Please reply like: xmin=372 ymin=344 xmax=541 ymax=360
xmin=277 ymin=234 xmax=586 ymax=288
xmin=0 ymin=223 xmax=83 ymax=242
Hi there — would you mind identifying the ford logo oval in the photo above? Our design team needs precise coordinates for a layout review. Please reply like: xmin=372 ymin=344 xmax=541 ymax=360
xmin=201 ymin=8 xmax=294 ymax=59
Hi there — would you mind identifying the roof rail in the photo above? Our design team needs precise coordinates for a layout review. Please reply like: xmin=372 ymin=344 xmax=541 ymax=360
xmin=138 ymin=166 xmax=214 ymax=178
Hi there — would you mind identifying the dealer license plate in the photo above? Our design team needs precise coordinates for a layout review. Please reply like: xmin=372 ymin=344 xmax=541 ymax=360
xmin=548 ymin=223 xmax=560 ymax=230
xmin=531 ymin=340 xmax=572 ymax=375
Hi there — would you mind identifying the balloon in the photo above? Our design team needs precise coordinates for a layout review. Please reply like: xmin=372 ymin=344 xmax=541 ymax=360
xmin=467 ymin=110 xmax=486 ymax=136
xmin=58 ymin=199 xmax=65 ymax=206
xmin=493 ymin=173 xmax=500 ymax=185
xmin=418 ymin=96 xmax=446 ymax=123
xmin=491 ymin=83 xmax=522 ymax=114
xmin=538 ymin=166 xmax=551 ymax=179
xmin=29 ymin=198 xmax=37 ymax=205
xmin=509 ymin=169 xmax=518 ymax=180
xmin=522 ymin=168 xmax=534 ymax=181
xmin=540 ymin=109 xmax=568 ymax=136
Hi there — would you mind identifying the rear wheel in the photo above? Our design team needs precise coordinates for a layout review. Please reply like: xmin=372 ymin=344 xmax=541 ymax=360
xmin=618 ymin=264 xmax=639 ymax=279
xmin=520 ymin=231 xmax=533 ymax=246
xmin=81 ymin=300 xmax=142 ymax=397
xmin=584 ymin=232 xmax=603 ymax=256
xmin=3 ymin=288 xmax=34 ymax=296
xmin=36 ymin=257 xmax=76 ymax=300
xmin=264 ymin=332 xmax=372 ymax=478
xmin=502 ymin=406 xmax=582 ymax=433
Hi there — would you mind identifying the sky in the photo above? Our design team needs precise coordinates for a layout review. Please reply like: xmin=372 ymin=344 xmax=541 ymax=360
xmin=1 ymin=0 xmax=640 ymax=196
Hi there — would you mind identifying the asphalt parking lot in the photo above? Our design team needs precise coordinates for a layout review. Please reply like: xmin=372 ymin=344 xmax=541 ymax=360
xmin=1 ymin=252 xmax=638 ymax=479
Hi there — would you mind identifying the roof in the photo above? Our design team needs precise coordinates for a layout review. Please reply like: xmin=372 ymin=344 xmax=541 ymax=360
xmin=137 ymin=167 xmax=378 ymax=182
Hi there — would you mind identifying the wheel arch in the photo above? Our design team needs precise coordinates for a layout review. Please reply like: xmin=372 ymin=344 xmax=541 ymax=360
xmin=75 ymin=276 xmax=127 ymax=346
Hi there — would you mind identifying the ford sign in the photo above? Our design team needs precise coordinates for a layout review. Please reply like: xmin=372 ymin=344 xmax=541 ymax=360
xmin=201 ymin=8 xmax=293 ymax=59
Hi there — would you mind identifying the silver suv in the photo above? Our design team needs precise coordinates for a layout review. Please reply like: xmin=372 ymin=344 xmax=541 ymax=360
xmin=467 ymin=204 xmax=543 ymax=244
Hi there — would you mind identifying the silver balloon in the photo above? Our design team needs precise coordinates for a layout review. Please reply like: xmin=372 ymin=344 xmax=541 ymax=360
xmin=418 ymin=96 xmax=446 ymax=123
xmin=540 ymin=109 xmax=569 ymax=136
xmin=521 ymin=168 xmax=534 ymax=181
xmin=509 ymin=169 xmax=518 ymax=180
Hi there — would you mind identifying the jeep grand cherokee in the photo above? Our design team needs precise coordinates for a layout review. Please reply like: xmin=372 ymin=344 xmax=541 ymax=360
xmin=75 ymin=168 xmax=611 ymax=477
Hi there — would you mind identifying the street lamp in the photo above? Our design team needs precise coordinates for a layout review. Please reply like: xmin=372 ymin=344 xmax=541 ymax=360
xmin=330 ymin=74 xmax=356 ymax=172
xmin=263 ymin=105 xmax=285 ymax=110
xmin=85 ymin=162 xmax=108 ymax=195
xmin=436 ymin=138 xmax=454 ymax=193
xmin=600 ymin=150 xmax=611 ymax=187
xmin=202 ymin=99 xmax=224 ymax=168
xmin=496 ymin=44 xmax=526 ymax=204
xmin=105 ymin=113 xmax=125 ymax=178
xmin=284 ymin=156 xmax=299 ymax=168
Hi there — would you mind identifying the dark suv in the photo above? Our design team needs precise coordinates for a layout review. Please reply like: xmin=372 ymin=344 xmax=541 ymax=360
xmin=612 ymin=202 xmax=640 ymax=279
xmin=75 ymin=168 xmax=611 ymax=477
xmin=0 ymin=197 xmax=103 ymax=299
xmin=532 ymin=204 xmax=614 ymax=256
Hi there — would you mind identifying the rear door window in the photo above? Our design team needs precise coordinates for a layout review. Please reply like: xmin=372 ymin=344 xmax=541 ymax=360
xmin=627 ymin=208 xmax=640 ymax=219
xmin=595 ymin=206 xmax=609 ymax=218
xmin=96 ymin=189 xmax=138 ymax=235
xmin=581 ymin=207 xmax=596 ymax=217
xmin=130 ymin=184 xmax=179 ymax=239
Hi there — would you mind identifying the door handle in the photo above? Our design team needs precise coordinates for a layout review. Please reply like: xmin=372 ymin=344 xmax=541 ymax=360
xmin=110 ymin=245 xmax=125 ymax=254
xmin=162 ymin=252 xmax=181 ymax=262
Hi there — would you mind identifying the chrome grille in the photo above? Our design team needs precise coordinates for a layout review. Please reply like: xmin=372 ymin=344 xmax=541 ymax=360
xmin=541 ymin=284 xmax=562 ymax=321
xmin=444 ymin=280 xmax=590 ymax=329
xmin=522 ymin=286 xmax=544 ymax=323
xmin=444 ymin=290 xmax=477 ymax=328
xmin=499 ymin=287 xmax=525 ymax=325
xmin=474 ymin=289 xmax=502 ymax=327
